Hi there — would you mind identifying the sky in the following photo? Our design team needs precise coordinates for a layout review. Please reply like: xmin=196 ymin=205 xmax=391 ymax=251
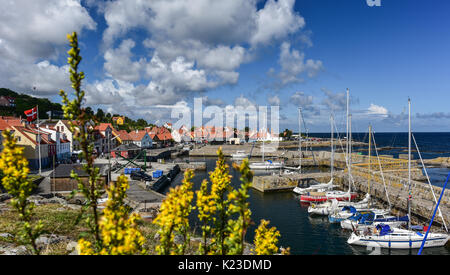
xmin=1 ymin=0 xmax=449 ymax=133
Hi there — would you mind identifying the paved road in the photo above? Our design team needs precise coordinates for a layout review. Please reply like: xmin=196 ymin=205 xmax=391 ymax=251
xmin=126 ymin=181 xmax=165 ymax=203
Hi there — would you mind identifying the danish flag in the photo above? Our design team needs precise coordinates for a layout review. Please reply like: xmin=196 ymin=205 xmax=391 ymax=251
xmin=24 ymin=106 xmax=38 ymax=122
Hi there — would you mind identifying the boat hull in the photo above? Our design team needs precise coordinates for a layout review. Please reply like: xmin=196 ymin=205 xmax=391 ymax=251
xmin=347 ymin=232 xmax=449 ymax=249
xmin=249 ymin=163 xmax=284 ymax=170
xmin=300 ymin=192 xmax=358 ymax=203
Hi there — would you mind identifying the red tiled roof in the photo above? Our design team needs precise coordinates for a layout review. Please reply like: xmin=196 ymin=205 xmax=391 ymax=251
xmin=127 ymin=130 xmax=148 ymax=141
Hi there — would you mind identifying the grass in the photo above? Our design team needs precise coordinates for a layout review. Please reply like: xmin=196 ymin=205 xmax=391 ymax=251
xmin=0 ymin=203 xmax=161 ymax=254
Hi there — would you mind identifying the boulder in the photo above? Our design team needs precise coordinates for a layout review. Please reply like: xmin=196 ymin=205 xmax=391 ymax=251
xmin=0 ymin=245 xmax=30 ymax=255
xmin=66 ymin=241 xmax=79 ymax=255
xmin=0 ymin=193 xmax=11 ymax=203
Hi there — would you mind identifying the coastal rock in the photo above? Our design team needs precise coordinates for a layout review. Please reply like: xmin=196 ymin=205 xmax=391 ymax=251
xmin=0 ymin=193 xmax=11 ymax=203
xmin=0 ymin=233 xmax=13 ymax=239
xmin=0 ymin=245 xmax=30 ymax=255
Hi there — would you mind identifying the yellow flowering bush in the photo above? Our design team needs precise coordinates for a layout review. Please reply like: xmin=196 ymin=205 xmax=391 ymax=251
xmin=253 ymin=219 xmax=281 ymax=255
xmin=78 ymin=175 xmax=146 ymax=255
xmin=0 ymin=130 xmax=44 ymax=254
xmin=225 ymin=159 xmax=253 ymax=255
xmin=60 ymin=32 xmax=104 ymax=246
xmin=153 ymin=169 xmax=195 ymax=255
xmin=199 ymin=147 xmax=233 ymax=255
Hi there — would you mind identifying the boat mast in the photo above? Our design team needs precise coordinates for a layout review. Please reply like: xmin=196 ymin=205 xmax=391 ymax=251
xmin=298 ymin=107 xmax=302 ymax=173
xmin=330 ymin=114 xmax=334 ymax=178
xmin=346 ymin=88 xmax=349 ymax=175
xmin=346 ymin=88 xmax=351 ymax=198
xmin=368 ymin=124 xmax=372 ymax=196
xmin=408 ymin=98 xmax=412 ymax=230
xmin=349 ymin=114 xmax=352 ymax=196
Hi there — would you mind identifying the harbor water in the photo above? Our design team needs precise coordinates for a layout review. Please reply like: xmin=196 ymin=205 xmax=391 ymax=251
xmin=165 ymin=157 xmax=450 ymax=255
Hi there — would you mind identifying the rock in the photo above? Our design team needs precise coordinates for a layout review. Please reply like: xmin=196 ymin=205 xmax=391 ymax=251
xmin=174 ymin=234 xmax=184 ymax=245
xmin=153 ymin=233 xmax=160 ymax=241
xmin=38 ymin=193 xmax=55 ymax=199
xmin=66 ymin=241 xmax=79 ymax=255
xmin=36 ymin=234 xmax=68 ymax=247
xmin=0 ymin=193 xmax=11 ymax=203
xmin=0 ymin=245 xmax=30 ymax=255
xmin=0 ymin=233 xmax=13 ymax=239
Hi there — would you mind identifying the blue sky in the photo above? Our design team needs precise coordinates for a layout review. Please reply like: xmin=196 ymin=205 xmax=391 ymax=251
xmin=1 ymin=0 xmax=449 ymax=133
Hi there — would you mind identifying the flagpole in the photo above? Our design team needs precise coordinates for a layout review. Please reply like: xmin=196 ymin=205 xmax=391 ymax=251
xmin=37 ymin=105 xmax=41 ymax=175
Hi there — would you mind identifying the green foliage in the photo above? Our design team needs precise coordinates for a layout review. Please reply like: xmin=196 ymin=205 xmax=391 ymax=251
xmin=0 ymin=88 xmax=63 ymax=119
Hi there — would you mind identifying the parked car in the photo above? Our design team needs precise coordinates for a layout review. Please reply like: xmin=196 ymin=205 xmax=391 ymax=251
xmin=130 ymin=170 xmax=152 ymax=181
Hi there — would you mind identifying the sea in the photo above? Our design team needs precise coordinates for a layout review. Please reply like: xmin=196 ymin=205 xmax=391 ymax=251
xmin=165 ymin=132 xmax=450 ymax=255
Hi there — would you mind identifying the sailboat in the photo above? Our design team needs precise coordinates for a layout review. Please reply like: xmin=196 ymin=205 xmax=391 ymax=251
xmin=249 ymin=134 xmax=284 ymax=170
xmin=300 ymin=112 xmax=356 ymax=202
xmin=347 ymin=224 xmax=449 ymax=249
xmin=293 ymin=107 xmax=335 ymax=194
xmin=340 ymin=209 xmax=409 ymax=230
xmin=308 ymin=193 xmax=371 ymax=216
xmin=231 ymin=150 xmax=249 ymax=160
xmin=347 ymin=98 xmax=450 ymax=249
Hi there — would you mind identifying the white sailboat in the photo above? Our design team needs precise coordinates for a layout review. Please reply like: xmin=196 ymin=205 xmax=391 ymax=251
xmin=340 ymin=209 xmax=408 ymax=230
xmin=308 ymin=193 xmax=371 ymax=216
xmin=231 ymin=150 xmax=249 ymax=160
xmin=347 ymin=224 xmax=449 ymax=249
xmin=249 ymin=136 xmax=284 ymax=170
xmin=347 ymin=98 xmax=449 ymax=249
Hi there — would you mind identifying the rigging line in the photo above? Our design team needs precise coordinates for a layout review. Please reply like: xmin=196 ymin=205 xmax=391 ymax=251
xmin=371 ymin=128 xmax=392 ymax=211
xmin=412 ymin=133 xmax=448 ymax=232
xmin=332 ymin=116 xmax=355 ymax=188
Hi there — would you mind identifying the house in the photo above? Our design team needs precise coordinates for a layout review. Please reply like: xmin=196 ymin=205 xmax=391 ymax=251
xmin=0 ymin=96 xmax=15 ymax=107
xmin=112 ymin=116 xmax=125 ymax=125
xmin=111 ymin=143 xmax=141 ymax=159
xmin=147 ymin=126 xmax=172 ymax=147
xmin=38 ymin=124 xmax=71 ymax=161
xmin=95 ymin=123 xmax=120 ymax=152
xmin=55 ymin=120 xmax=76 ymax=151
xmin=0 ymin=116 xmax=24 ymax=150
xmin=49 ymin=163 xmax=108 ymax=192
xmin=127 ymin=130 xmax=152 ymax=148
xmin=10 ymin=125 xmax=50 ymax=170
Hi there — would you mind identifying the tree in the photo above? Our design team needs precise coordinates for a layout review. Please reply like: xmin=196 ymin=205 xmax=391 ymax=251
xmin=95 ymin=108 xmax=105 ymax=122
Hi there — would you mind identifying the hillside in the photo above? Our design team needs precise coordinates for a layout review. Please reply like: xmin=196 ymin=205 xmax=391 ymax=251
xmin=0 ymin=88 xmax=63 ymax=119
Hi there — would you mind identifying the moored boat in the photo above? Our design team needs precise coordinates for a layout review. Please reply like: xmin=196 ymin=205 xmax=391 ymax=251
xmin=231 ymin=150 xmax=249 ymax=160
xmin=300 ymin=190 xmax=358 ymax=203
xmin=347 ymin=224 xmax=449 ymax=249
xmin=340 ymin=210 xmax=408 ymax=230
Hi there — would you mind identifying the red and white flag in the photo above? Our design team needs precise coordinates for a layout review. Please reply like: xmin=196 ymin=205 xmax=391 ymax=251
xmin=24 ymin=106 xmax=38 ymax=122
